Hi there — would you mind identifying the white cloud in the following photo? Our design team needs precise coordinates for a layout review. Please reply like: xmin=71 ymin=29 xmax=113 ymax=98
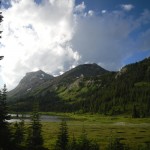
xmin=0 ymin=0 xmax=150 ymax=91
xmin=72 ymin=10 xmax=150 ymax=71
xmin=121 ymin=4 xmax=134 ymax=11
xmin=74 ymin=1 xmax=85 ymax=13
xmin=88 ymin=10 xmax=94 ymax=16
xmin=101 ymin=10 xmax=107 ymax=14
xmin=0 ymin=0 xmax=80 ymax=90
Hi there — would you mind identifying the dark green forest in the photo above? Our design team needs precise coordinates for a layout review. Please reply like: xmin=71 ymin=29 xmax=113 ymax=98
xmin=9 ymin=57 xmax=150 ymax=117
xmin=0 ymin=86 xmax=109 ymax=150
xmin=1 ymin=86 xmax=150 ymax=150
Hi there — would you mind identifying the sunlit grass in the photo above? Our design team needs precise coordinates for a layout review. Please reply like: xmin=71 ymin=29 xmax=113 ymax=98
xmin=37 ymin=113 xmax=150 ymax=150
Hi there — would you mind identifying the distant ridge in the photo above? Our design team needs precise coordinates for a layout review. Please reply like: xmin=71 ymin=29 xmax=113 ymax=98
xmin=8 ymin=58 xmax=150 ymax=117
xmin=8 ymin=63 xmax=108 ymax=99
xmin=8 ymin=70 xmax=53 ymax=98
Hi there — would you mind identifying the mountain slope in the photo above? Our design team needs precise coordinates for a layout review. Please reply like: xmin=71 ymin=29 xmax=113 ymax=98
xmin=8 ymin=63 xmax=109 ymax=99
xmin=8 ymin=70 xmax=53 ymax=99
xmin=8 ymin=58 xmax=150 ymax=116
xmin=58 ymin=63 xmax=108 ymax=79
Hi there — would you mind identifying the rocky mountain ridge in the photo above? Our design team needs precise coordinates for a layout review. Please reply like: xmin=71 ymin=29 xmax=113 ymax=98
xmin=8 ymin=58 xmax=150 ymax=116
xmin=8 ymin=70 xmax=53 ymax=98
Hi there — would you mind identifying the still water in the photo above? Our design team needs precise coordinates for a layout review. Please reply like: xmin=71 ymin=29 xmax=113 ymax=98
xmin=8 ymin=114 xmax=62 ymax=122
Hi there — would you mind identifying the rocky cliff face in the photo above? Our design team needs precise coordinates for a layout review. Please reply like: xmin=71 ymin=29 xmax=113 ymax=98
xmin=8 ymin=63 xmax=109 ymax=99
xmin=8 ymin=70 xmax=53 ymax=98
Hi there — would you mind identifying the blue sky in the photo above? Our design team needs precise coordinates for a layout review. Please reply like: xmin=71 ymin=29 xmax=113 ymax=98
xmin=75 ymin=0 xmax=150 ymax=14
xmin=33 ymin=0 xmax=150 ymax=64
xmin=0 ymin=0 xmax=150 ymax=89
xmin=74 ymin=0 xmax=150 ymax=64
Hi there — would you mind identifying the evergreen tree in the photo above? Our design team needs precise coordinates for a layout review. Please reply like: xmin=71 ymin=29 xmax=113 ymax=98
xmin=77 ymin=127 xmax=99 ymax=150
xmin=13 ymin=116 xmax=25 ymax=150
xmin=106 ymin=138 xmax=130 ymax=150
xmin=55 ymin=120 xmax=69 ymax=150
xmin=132 ymin=105 xmax=140 ymax=118
xmin=146 ymin=99 xmax=150 ymax=116
xmin=26 ymin=101 xmax=44 ymax=150
xmin=0 ymin=85 xmax=12 ymax=150
xmin=68 ymin=134 xmax=77 ymax=150
xmin=0 ymin=84 xmax=10 ymax=122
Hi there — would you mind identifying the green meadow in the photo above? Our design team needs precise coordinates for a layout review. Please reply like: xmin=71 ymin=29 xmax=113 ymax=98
xmin=39 ymin=113 xmax=150 ymax=150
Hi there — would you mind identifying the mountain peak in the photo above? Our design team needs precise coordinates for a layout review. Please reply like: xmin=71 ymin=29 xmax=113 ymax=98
xmin=26 ymin=70 xmax=47 ymax=76
xmin=54 ymin=63 xmax=109 ymax=84
xmin=65 ymin=63 xmax=109 ymax=78
xmin=8 ymin=70 xmax=53 ymax=98
xmin=20 ymin=70 xmax=53 ymax=85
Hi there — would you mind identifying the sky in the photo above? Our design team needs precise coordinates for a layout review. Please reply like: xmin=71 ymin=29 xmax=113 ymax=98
xmin=0 ymin=0 xmax=150 ymax=90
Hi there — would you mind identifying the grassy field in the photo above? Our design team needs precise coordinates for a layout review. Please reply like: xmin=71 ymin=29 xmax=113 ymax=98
xmin=39 ymin=113 xmax=150 ymax=150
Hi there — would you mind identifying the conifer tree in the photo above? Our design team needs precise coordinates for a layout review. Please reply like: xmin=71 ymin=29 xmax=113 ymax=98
xmin=77 ymin=126 xmax=99 ymax=150
xmin=13 ymin=116 xmax=25 ymax=150
xmin=26 ymin=101 xmax=44 ymax=150
xmin=68 ymin=134 xmax=77 ymax=150
xmin=0 ymin=84 xmax=10 ymax=122
xmin=132 ymin=105 xmax=140 ymax=118
xmin=106 ymin=138 xmax=130 ymax=150
xmin=55 ymin=120 xmax=69 ymax=150
xmin=0 ymin=85 xmax=12 ymax=150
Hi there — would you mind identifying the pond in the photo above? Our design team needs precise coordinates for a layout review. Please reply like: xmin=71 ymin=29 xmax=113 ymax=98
xmin=7 ymin=114 xmax=63 ymax=122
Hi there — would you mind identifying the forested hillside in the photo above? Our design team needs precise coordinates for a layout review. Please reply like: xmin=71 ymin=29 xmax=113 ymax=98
xmin=8 ymin=57 xmax=150 ymax=117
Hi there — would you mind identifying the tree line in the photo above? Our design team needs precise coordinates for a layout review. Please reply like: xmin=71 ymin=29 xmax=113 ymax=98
xmin=9 ymin=58 xmax=150 ymax=118
xmin=1 ymin=85 xmax=150 ymax=150
xmin=0 ymin=85 xmax=100 ymax=150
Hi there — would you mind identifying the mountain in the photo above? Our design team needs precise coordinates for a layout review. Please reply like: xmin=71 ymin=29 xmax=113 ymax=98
xmin=58 ymin=63 xmax=108 ymax=79
xmin=8 ymin=70 xmax=53 ymax=99
xmin=8 ymin=63 xmax=108 ymax=99
xmin=8 ymin=58 xmax=150 ymax=117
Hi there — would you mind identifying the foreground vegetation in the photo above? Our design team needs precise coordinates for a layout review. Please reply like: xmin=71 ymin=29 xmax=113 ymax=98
xmin=1 ymin=84 xmax=150 ymax=149
xmin=41 ymin=113 xmax=150 ymax=150
xmin=9 ymin=57 xmax=150 ymax=118
xmin=9 ymin=114 xmax=150 ymax=150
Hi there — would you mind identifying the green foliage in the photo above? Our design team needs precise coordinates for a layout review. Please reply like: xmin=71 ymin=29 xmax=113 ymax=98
xmin=26 ymin=101 xmax=44 ymax=150
xmin=76 ymin=127 xmax=99 ymax=150
xmin=0 ymin=85 xmax=14 ymax=150
xmin=55 ymin=120 xmax=69 ymax=150
xmin=106 ymin=138 xmax=130 ymax=150
xmin=134 ymin=82 xmax=150 ymax=87
xmin=13 ymin=118 xmax=25 ymax=150
xmin=132 ymin=105 xmax=140 ymax=118
xmin=55 ymin=122 xmax=100 ymax=150
xmin=9 ymin=57 xmax=150 ymax=117
xmin=137 ymin=143 xmax=150 ymax=150
xmin=68 ymin=135 xmax=78 ymax=150
xmin=68 ymin=135 xmax=99 ymax=150
xmin=0 ymin=84 xmax=10 ymax=124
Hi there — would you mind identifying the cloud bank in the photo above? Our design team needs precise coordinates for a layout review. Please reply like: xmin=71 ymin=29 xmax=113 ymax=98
xmin=0 ymin=0 xmax=150 ymax=90
xmin=72 ymin=9 xmax=150 ymax=70
xmin=0 ymin=0 xmax=79 ymax=89
xmin=121 ymin=4 xmax=134 ymax=11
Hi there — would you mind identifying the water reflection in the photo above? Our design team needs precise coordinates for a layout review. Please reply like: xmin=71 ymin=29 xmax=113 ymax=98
xmin=8 ymin=114 xmax=62 ymax=122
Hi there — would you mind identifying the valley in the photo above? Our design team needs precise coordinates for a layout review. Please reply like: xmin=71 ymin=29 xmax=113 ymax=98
xmin=27 ymin=113 xmax=150 ymax=150
xmin=8 ymin=57 xmax=150 ymax=117
xmin=1 ymin=57 xmax=150 ymax=149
